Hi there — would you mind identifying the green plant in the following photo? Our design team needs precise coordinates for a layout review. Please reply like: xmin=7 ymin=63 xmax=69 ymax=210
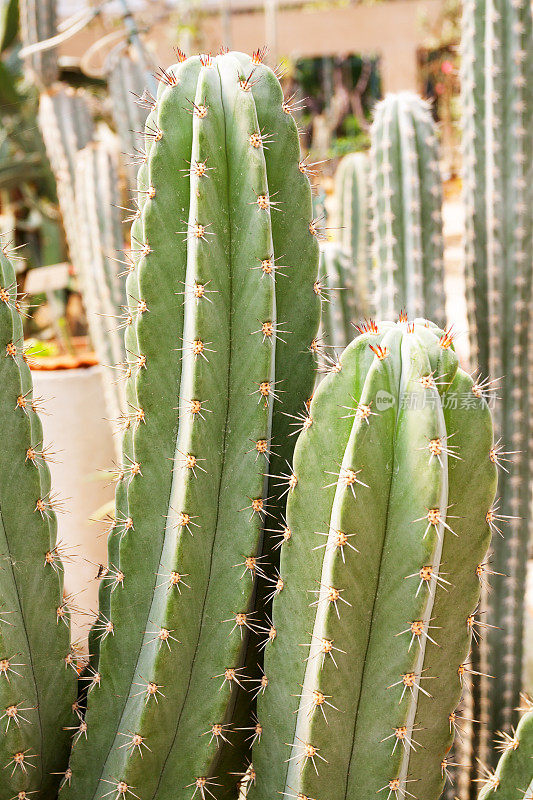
xmin=460 ymin=0 xmax=532 ymax=773
xmin=62 ymin=49 xmax=320 ymax=799
xmin=0 ymin=244 xmax=77 ymax=799
xmin=478 ymin=700 xmax=533 ymax=799
xmin=74 ymin=142 xmax=127 ymax=445
xmin=252 ymin=317 xmax=497 ymax=800
xmin=370 ymin=93 xmax=446 ymax=326
xmin=333 ymin=150 xmax=371 ymax=320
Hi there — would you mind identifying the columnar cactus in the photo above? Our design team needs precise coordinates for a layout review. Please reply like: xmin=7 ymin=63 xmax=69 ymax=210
xmin=333 ymin=151 xmax=371 ymax=318
xmin=370 ymin=94 xmax=446 ymax=326
xmin=19 ymin=0 xmax=58 ymax=86
xmin=478 ymin=700 xmax=533 ymax=799
xmin=106 ymin=45 xmax=154 ymax=189
xmin=252 ymin=318 xmax=497 ymax=800
xmin=38 ymin=87 xmax=95 ymax=271
xmin=75 ymin=143 xmax=127 ymax=443
xmin=63 ymin=50 xmax=320 ymax=799
xmin=0 ymin=245 xmax=77 ymax=799
xmin=318 ymin=242 xmax=354 ymax=350
xmin=461 ymin=0 xmax=533 ymax=770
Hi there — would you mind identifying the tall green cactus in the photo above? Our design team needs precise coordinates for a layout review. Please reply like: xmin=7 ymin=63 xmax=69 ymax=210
xmin=333 ymin=151 xmax=371 ymax=318
xmin=0 ymin=244 xmax=77 ymax=799
xmin=370 ymin=94 xmax=446 ymax=326
xmin=252 ymin=318 xmax=497 ymax=800
xmin=478 ymin=701 xmax=533 ymax=799
xmin=461 ymin=0 xmax=533 ymax=770
xmin=62 ymin=50 xmax=320 ymax=799
xmin=75 ymin=143 xmax=127 ymax=445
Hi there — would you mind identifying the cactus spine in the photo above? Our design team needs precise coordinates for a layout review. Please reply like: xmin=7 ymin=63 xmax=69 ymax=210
xmin=333 ymin=151 xmax=372 ymax=318
xmin=461 ymin=0 xmax=533 ymax=768
xmin=370 ymin=94 xmax=446 ymax=326
xmin=0 ymin=245 xmax=77 ymax=799
xmin=62 ymin=51 xmax=320 ymax=799
xmin=252 ymin=318 xmax=497 ymax=800
xmin=478 ymin=701 xmax=533 ymax=799
xmin=74 ymin=143 xmax=127 ymax=443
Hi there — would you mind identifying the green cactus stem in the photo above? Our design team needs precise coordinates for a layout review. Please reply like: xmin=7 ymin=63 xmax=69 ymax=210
xmin=460 ymin=0 xmax=533 ymax=774
xmin=478 ymin=700 xmax=533 ymax=799
xmin=74 ymin=143 xmax=127 ymax=446
xmin=318 ymin=242 xmax=354 ymax=351
xmin=252 ymin=317 xmax=497 ymax=800
xmin=62 ymin=50 xmax=320 ymax=800
xmin=333 ymin=151 xmax=371 ymax=319
xmin=0 ymin=244 xmax=77 ymax=799
xmin=370 ymin=94 xmax=446 ymax=326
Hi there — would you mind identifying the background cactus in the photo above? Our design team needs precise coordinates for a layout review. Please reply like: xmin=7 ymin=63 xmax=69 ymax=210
xmin=18 ymin=0 xmax=58 ymax=86
xmin=318 ymin=241 xmax=355 ymax=351
xmin=74 ymin=143 xmax=127 ymax=445
xmin=62 ymin=50 xmax=320 ymax=799
xmin=332 ymin=151 xmax=371 ymax=318
xmin=478 ymin=700 xmax=533 ymax=799
xmin=105 ymin=44 xmax=155 ymax=190
xmin=460 ymin=0 xmax=533 ymax=774
xmin=370 ymin=94 xmax=446 ymax=326
xmin=252 ymin=318 xmax=497 ymax=800
xmin=0 ymin=244 xmax=77 ymax=799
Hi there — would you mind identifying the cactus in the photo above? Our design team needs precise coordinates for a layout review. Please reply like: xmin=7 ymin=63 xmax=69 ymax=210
xmin=62 ymin=50 xmax=320 ymax=799
xmin=333 ymin=151 xmax=372 ymax=318
xmin=74 ymin=143 xmax=127 ymax=444
xmin=370 ymin=94 xmax=446 ymax=326
xmin=38 ymin=86 xmax=95 ymax=271
xmin=0 ymin=244 xmax=77 ymax=799
xmin=478 ymin=700 xmax=533 ymax=799
xmin=18 ymin=0 xmax=58 ymax=86
xmin=106 ymin=45 xmax=154 ymax=189
xmin=252 ymin=317 xmax=498 ymax=800
xmin=460 ymin=0 xmax=533 ymax=772
xmin=318 ymin=242 xmax=354 ymax=351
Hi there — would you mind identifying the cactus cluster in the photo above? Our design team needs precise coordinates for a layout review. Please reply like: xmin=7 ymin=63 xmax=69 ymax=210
xmin=461 ymin=0 xmax=533 ymax=774
xmin=370 ymin=93 xmax=446 ymax=326
xmin=0 ymin=244 xmax=77 ymax=799
xmin=62 ymin=50 xmax=320 ymax=799
xmin=253 ymin=318 xmax=497 ymax=800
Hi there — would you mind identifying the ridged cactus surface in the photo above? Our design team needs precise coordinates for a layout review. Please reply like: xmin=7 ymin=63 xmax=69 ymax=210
xmin=461 ymin=0 xmax=533 ymax=769
xmin=0 ymin=246 xmax=77 ymax=799
xmin=370 ymin=94 xmax=446 ymax=326
xmin=333 ymin=151 xmax=371 ymax=318
xmin=253 ymin=318 xmax=497 ymax=800
xmin=63 ymin=51 xmax=320 ymax=799
xmin=75 ymin=143 xmax=127 ymax=442
xmin=478 ymin=702 xmax=533 ymax=799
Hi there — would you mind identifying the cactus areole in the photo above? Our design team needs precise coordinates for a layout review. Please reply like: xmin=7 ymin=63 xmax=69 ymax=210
xmin=253 ymin=318 xmax=497 ymax=800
